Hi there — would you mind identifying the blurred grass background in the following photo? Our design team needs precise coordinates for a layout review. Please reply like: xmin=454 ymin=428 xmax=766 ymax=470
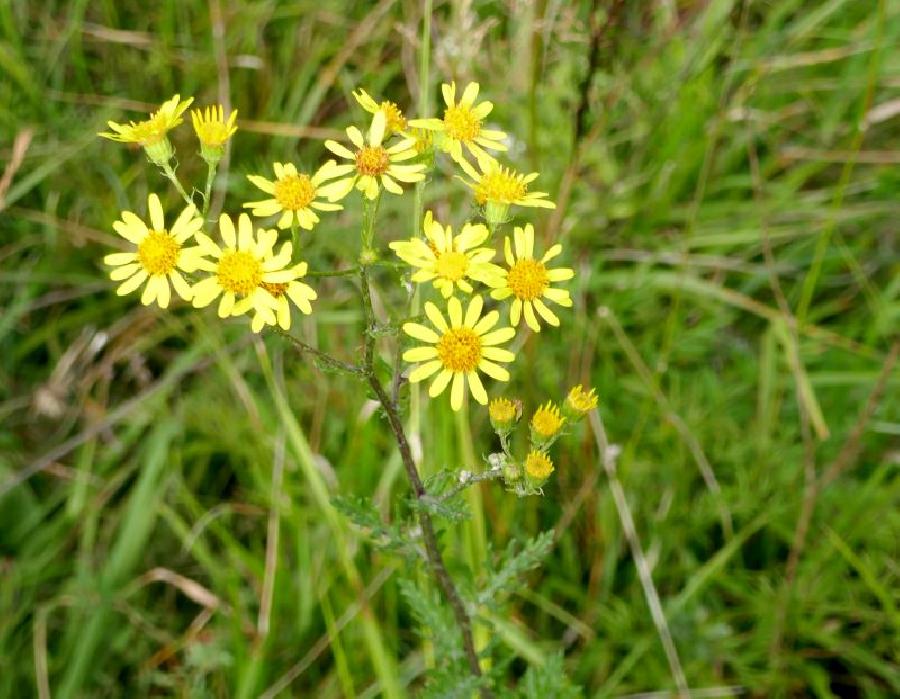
xmin=1 ymin=0 xmax=898 ymax=696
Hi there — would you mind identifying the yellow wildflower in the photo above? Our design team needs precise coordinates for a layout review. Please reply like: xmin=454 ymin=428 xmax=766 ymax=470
xmin=104 ymin=193 xmax=203 ymax=308
xmin=409 ymin=81 xmax=507 ymax=168
xmin=458 ymin=157 xmax=554 ymax=226
xmin=244 ymin=161 xmax=347 ymax=230
xmin=402 ymin=295 xmax=515 ymax=411
xmin=324 ymin=111 xmax=426 ymax=200
xmin=490 ymin=224 xmax=573 ymax=332
xmin=191 ymin=104 xmax=237 ymax=161
xmin=99 ymin=94 xmax=193 ymax=164
xmin=353 ymin=88 xmax=407 ymax=135
xmin=531 ymin=401 xmax=565 ymax=443
xmin=524 ymin=450 xmax=554 ymax=485
xmin=488 ymin=397 xmax=519 ymax=431
xmin=189 ymin=213 xmax=299 ymax=327
xmin=389 ymin=211 xmax=503 ymax=298
xmin=235 ymin=262 xmax=318 ymax=333
xmin=566 ymin=385 xmax=598 ymax=415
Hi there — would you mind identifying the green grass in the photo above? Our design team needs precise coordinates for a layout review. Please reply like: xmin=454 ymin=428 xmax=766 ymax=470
xmin=1 ymin=1 xmax=898 ymax=696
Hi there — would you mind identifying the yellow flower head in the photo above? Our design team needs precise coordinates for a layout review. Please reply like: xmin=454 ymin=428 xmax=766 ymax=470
xmin=531 ymin=401 xmax=565 ymax=440
xmin=323 ymin=111 xmax=426 ymax=200
xmin=488 ymin=397 xmax=519 ymax=431
xmin=524 ymin=450 xmax=554 ymax=483
xmin=104 ymin=193 xmax=204 ymax=308
xmin=244 ymin=161 xmax=347 ymax=230
xmin=99 ymin=94 xmax=193 ymax=163
xmin=353 ymin=88 xmax=407 ymax=135
xmin=490 ymin=224 xmax=574 ymax=333
xmin=409 ymin=82 xmax=507 ymax=168
xmin=402 ymin=295 xmax=516 ymax=412
xmin=188 ymin=213 xmax=300 ymax=329
xmin=389 ymin=211 xmax=504 ymax=298
xmin=191 ymin=105 xmax=237 ymax=159
xmin=235 ymin=261 xmax=318 ymax=333
xmin=566 ymin=385 xmax=598 ymax=415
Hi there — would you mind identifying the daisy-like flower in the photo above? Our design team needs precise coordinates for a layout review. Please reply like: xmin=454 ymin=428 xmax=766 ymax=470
xmin=491 ymin=224 xmax=574 ymax=332
xmin=244 ymin=161 xmax=347 ymax=230
xmin=189 ymin=213 xmax=299 ymax=324
xmin=192 ymin=104 xmax=238 ymax=162
xmin=98 ymin=94 xmax=193 ymax=164
xmin=104 ymin=193 xmax=203 ymax=308
xmin=409 ymin=82 xmax=507 ymax=168
xmin=236 ymin=261 xmax=318 ymax=333
xmin=324 ymin=111 xmax=426 ymax=200
xmin=458 ymin=157 xmax=555 ymax=226
xmin=402 ymin=295 xmax=516 ymax=411
xmin=389 ymin=211 xmax=504 ymax=298
xmin=353 ymin=88 xmax=407 ymax=135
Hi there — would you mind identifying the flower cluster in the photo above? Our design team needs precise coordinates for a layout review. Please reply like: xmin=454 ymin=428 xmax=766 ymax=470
xmin=486 ymin=385 xmax=598 ymax=495
xmin=98 ymin=81 xmax=577 ymax=411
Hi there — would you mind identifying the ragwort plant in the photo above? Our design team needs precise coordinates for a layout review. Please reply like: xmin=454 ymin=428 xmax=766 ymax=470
xmin=98 ymin=83 xmax=593 ymax=695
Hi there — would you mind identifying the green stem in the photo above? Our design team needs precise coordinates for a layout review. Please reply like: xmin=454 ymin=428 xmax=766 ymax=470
xmin=159 ymin=161 xmax=194 ymax=208
xmin=201 ymin=159 xmax=218 ymax=218
xmin=290 ymin=218 xmax=300 ymax=254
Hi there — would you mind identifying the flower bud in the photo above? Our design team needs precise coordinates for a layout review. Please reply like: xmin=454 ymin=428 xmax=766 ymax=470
xmin=563 ymin=384 xmax=598 ymax=421
xmin=143 ymin=136 xmax=175 ymax=167
xmin=529 ymin=401 xmax=565 ymax=447
xmin=524 ymin=450 xmax=554 ymax=489
xmin=489 ymin=397 xmax=520 ymax=433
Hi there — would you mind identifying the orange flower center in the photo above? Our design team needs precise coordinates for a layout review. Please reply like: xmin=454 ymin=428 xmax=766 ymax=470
xmin=356 ymin=146 xmax=390 ymax=176
xmin=137 ymin=230 xmax=180 ymax=276
xmin=274 ymin=174 xmax=315 ymax=211
xmin=436 ymin=327 xmax=482 ymax=373
xmin=506 ymin=258 xmax=548 ymax=301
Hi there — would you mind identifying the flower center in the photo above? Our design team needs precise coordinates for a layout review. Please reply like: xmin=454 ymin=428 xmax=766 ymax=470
xmin=196 ymin=121 xmax=229 ymax=148
xmin=525 ymin=451 xmax=554 ymax=479
xmin=217 ymin=250 xmax=263 ymax=296
xmin=474 ymin=168 xmax=527 ymax=204
xmin=130 ymin=114 xmax=170 ymax=146
xmin=443 ymin=104 xmax=481 ymax=142
xmin=260 ymin=281 xmax=288 ymax=297
xmin=356 ymin=146 xmax=390 ymax=176
xmin=381 ymin=101 xmax=407 ymax=133
xmin=489 ymin=398 xmax=517 ymax=423
xmin=506 ymin=258 xmax=548 ymax=301
xmin=137 ymin=230 xmax=180 ymax=276
xmin=274 ymin=174 xmax=315 ymax=211
xmin=434 ymin=250 xmax=469 ymax=282
xmin=436 ymin=327 xmax=482 ymax=373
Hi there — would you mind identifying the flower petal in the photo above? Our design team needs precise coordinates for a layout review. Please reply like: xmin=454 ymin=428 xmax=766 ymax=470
xmin=447 ymin=297 xmax=462 ymax=327
xmin=464 ymin=295 xmax=483 ymax=327
xmin=403 ymin=322 xmax=440 ymax=344
xmin=467 ymin=371 xmax=488 ymax=404
xmin=403 ymin=346 xmax=439 ymax=362
xmin=424 ymin=302 xmax=448 ymax=332
xmin=480 ymin=327 xmax=515 ymax=346
xmin=478 ymin=359 xmax=510 ymax=381
xmin=148 ymin=193 xmax=165 ymax=231
xmin=409 ymin=360 xmax=442 ymax=383
xmin=450 ymin=372 xmax=465 ymax=411
xmin=219 ymin=214 xmax=236 ymax=248
xmin=429 ymin=369 xmax=453 ymax=397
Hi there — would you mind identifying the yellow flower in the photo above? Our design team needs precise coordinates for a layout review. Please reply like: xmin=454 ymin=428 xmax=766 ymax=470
xmin=191 ymin=105 xmax=237 ymax=160
xmin=244 ymin=161 xmax=347 ymax=230
xmin=531 ymin=401 xmax=565 ymax=441
xmin=99 ymin=94 xmax=193 ymax=164
xmin=409 ymin=82 xmax=507 ymax=168
xmin=235 ymin=262 xmax=318 ymax=333
xmin=490 ymin=224 xmax=573 ymax=332
xmin=402 ymin=295 xmax=516 ymax=411
xmin=524 ymin=450 xmax=554 ymax=483
xmin=324 ymin=111 xmax=426 ymax=200
xmin=458 ymin=157 xmax=555 ymax=225
xmin=389 ymin=211 xmax=504 ymax=298
xmin=104 ymin=193 xmax=203 ymax=308
xmin=353 ymin=88 xmax=407 ymax=135
xmin=566 ymin=385 xmax=598 ymax=415
xmin=189 ymin=213 xmax=299 ymax=327
xmin=488 ymin=397 xmax=519 ymax=431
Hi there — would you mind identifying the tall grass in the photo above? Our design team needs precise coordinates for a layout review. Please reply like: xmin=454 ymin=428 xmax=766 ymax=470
xmin=1 ymin=1 xmax=898 ymax=696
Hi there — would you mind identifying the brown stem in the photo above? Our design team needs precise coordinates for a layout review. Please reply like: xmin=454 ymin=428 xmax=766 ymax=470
xmin=359 ymin=263 xmax=487 ymax=692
